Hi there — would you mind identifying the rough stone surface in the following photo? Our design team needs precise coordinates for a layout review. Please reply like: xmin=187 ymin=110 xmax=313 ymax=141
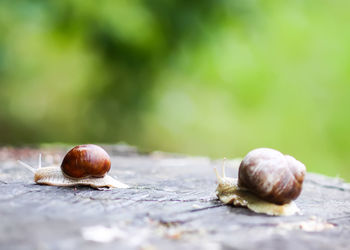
xmin=0 ymin=145 xmax=349 ymax=250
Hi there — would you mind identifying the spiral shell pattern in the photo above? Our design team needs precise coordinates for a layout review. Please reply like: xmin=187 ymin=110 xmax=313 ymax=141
xmin=238 ymin=148 xmax=306 ymax=205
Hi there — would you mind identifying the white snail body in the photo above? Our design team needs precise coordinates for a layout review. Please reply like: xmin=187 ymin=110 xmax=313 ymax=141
xmin=18 ymin=145 xmax=129 ymax=189
xmin=215 ymin=148 xmax=306 ymax=216
xmin=33 ymin=166 xmax=128 ymax=189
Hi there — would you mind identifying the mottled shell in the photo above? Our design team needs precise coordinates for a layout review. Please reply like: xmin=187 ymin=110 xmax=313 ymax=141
xmin=238 ymin=148 xmax=306 ymax=205
xmin=61 ymin=144 xmax=111 ymax=179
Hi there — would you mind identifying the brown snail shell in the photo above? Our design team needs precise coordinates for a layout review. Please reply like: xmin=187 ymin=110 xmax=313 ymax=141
xmin=238 ymin=148 xmax=306 ymax=205
xmin=18 ymin=144 xmax=128 ymax=189
xmin=61 ymin=144 xmax=111 ymax=179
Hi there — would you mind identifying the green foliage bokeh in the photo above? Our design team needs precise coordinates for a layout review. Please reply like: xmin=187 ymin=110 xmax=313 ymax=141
xmin=0 ymin=0 xmax=350 ymax=180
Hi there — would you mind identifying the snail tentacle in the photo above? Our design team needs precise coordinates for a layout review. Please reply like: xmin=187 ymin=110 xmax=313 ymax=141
xmin=17 ymin=160 xmax=36 ymax=173
xmin=214 ymin=167 xmax=222 ymax=184
xmin=38 ymin=154 xmax=42 ymax=169
xmin=222 ymin=158 xmax=227 ymax=178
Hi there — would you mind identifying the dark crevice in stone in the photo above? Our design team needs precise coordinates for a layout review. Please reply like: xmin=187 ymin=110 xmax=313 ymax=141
xmin=306 ymin=179 xmax=350 ymax=192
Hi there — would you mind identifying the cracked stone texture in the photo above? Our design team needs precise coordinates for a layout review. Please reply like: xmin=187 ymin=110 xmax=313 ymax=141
xmin=0 ymin=145 xmax=350 ymax=250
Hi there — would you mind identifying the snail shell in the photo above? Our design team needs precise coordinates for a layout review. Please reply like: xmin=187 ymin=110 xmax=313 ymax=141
xmin=238 ymin=148 xmax=306 ymax=205
xmin=215 ymin=148 xmax=306 ymax=216
xmin=18 ymin=144 xmax=128 ymax=189
xmin=61 ymin=144 xmax=111 ymax=179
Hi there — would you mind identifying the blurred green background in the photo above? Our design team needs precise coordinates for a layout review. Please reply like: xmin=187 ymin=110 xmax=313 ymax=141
xmin=0 ymin=0 xmax=349 ymax=180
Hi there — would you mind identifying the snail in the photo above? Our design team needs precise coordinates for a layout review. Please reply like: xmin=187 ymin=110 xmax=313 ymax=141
xmin=215 ymin=148 xmax=306 ymax=216
xmin=18 ymin=144 xmax=129 ymax=189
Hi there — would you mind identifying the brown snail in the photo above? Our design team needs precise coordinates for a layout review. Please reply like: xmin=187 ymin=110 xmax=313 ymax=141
xmin=215 ymin=148 xmax=306 ymax=216
xmin=18 ymin=144 xmax=129 ymax=189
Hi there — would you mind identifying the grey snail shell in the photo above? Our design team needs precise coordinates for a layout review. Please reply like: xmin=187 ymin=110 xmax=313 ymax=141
xmin=215 ymin=148 xmax=306 ymax=216
xmin=18 ymin=144 xmax=128 ymax=189
xmin=238 ymin=148 xmax=306 ymax=205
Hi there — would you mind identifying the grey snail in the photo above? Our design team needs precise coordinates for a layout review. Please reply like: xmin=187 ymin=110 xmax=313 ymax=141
xmin=18 ymin=144 xmax=128 ymax=189
xmin=215 ymin=148 xmax=306 ymax=216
